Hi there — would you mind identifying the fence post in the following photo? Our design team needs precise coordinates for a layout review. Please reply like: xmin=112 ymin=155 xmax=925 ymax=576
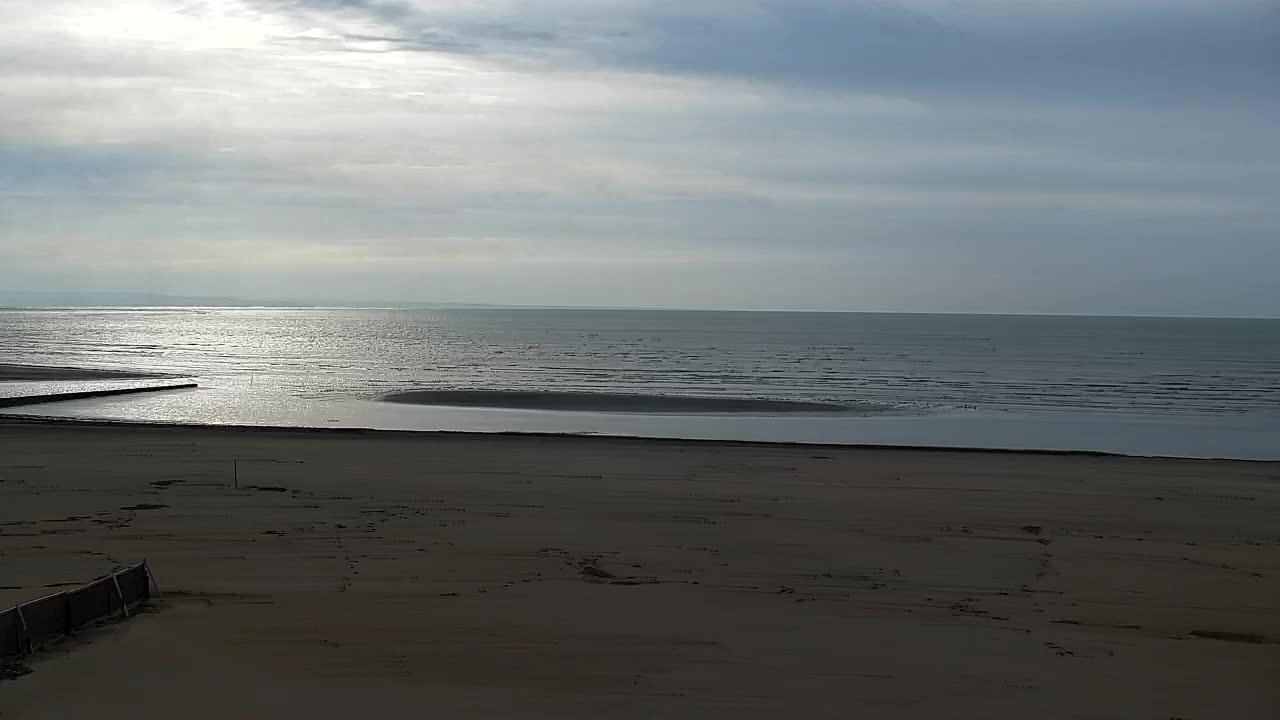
xmin=143 ymin=561 xmax=159 ymax=599
xmin=15 ymin=605 xmax=31 ymax=656
xmin=112 ymin=574 xmax=130 ymax=619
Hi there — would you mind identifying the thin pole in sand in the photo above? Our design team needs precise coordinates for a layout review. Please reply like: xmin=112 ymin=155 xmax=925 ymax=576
xmin=233 ymin=459 xmax=239 ymax=490
xmin=112 ymin=574 xmax=130 ymax=619
xmin=16 ymin=605 xmax=31 ymax=655
xmin=144 ymin=562 xmax=160 ymax=598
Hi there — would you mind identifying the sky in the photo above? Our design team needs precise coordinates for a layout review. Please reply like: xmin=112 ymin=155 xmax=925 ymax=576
xmin=1 ymin=0 xmax=1278 ymax=315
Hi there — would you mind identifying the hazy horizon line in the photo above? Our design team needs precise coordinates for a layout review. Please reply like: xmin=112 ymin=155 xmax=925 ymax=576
xmin=1 ymin=292 xmax=1276 ymax=321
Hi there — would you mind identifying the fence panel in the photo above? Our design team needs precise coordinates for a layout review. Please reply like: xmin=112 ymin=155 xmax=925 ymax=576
xmin=14 ymin=593 xmax=68 ymax=649
xmin=65 ymin=577 xmax=118 ymax=628
xmin=116 ymin=565 xmax=150 ymax=606
xmin=0 ymin=608 xmax=22 ymax=658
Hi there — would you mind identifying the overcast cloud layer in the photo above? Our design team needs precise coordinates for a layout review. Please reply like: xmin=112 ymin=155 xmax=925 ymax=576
xmin=2 ymin=0 xmax=1277 ymax=314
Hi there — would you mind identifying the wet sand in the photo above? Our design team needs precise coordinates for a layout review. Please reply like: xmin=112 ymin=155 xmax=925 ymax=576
xmin=0 ymin=365 xmax=162 ymax=382
xmin=0 ymin=420 xmax=1277 ymax=718
xmin=383 ymin=389 xmax=855 ymax=413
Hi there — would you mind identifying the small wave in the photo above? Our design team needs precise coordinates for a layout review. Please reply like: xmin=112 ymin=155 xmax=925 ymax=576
xmin=382 ymin=389 xmax=859 ymax=414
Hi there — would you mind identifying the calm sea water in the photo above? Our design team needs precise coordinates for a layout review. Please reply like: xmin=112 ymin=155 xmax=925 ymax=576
xmin=2 ymin=308 xmax=1278 ymax=458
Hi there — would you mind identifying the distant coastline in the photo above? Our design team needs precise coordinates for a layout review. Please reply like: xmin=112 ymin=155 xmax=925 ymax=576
xmin=0 ymin=291 xmax=503 ymax=310
xmin=4 ymin=292 xmax=1279 ymax=319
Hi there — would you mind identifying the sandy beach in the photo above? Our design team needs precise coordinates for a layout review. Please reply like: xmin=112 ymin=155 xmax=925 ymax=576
xmin=1 ymin=419 xmax=1277 ymax=718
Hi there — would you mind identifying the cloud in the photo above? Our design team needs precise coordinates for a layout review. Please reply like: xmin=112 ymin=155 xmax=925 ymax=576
xmin=251 ymin=0 xmax=1280 ymax=105
xmin=0 ymin=0 xmax=1277 ymax=313
xmin=607 ymin=1 xmax=1279 ymax=105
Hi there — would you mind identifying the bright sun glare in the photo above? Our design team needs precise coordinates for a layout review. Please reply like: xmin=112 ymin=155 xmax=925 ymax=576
xmin=69 ymin=1 xmax=275 ymax=50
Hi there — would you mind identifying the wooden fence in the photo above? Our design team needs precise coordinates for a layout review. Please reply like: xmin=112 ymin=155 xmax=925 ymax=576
xmin=0 ymin=562 xmax=153 ymax=660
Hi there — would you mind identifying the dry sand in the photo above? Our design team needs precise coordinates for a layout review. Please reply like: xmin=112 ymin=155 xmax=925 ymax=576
xmin=1 ymin=419 xmax=1277 ymax=718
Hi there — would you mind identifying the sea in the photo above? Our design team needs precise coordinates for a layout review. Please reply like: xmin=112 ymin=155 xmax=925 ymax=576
xmin=2 ymin=308 xmax=1278 ymax=459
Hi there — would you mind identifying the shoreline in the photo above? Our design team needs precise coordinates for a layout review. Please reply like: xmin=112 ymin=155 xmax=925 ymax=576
xmin=4 ymin=413 xmax=1268 ymax=464
xmin=3 ymin=363 xmax=1276 ymax=462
